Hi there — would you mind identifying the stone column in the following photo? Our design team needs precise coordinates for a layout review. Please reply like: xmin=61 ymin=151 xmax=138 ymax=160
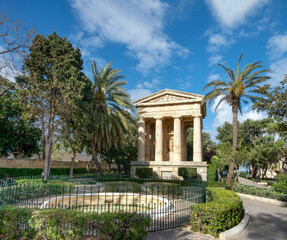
xmin=138 ymin=118 xmax=145 ymax=161
xmin=145 ymin=122 xmax=150 ymax=161
xmin=173 ymin=117 xmax=182 ymax=162
xmin=155 ymin=118 xmax=163 ymax=162
xmin=193 ymin=115 xmax=202 ymax=162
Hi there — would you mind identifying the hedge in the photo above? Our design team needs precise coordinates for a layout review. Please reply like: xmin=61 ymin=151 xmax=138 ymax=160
xmin=207 ymin=164 xmax=217 ymax=181
xmin=135 ymin=167 xmax=153 ymax=178
xmin=178 ymin=167 xmax=197 ymax=180
xmin=144 ymin=182 xmax=181 ymax=195
xmin=0 ymin=168 xmax=90 ymax=178
xmin=0 ymin=206 xmax=151 ymax=240
xmin=206 ymin=181 xmax=227 ymax=188
xmin=235 ymin=183 xmax=287 ymax=202
xmin=190 ymin=188 xmax=243 ymax=237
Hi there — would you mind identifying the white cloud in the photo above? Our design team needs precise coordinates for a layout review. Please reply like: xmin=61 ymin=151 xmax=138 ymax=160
xmin=269 ymin=58 xmax=287 ymax=86
xmin=206 ymin=0 xmax=270 ymax=29
xmin=211 ymin=96 xmax=267 ymax=129
xmin=207 ymin=34 xmax=234 ymax=52
xmin=208 ymin=55 xmax=222 ymax=66
xmin=70 ymin=0 xmax=190 ymax=74
xmin=128 ymin=88 xmax=153 ymax=101
xmin=208 ymin=73 xmax=220 ymax=83
xmin=267 ymin=33 xmax=287 ymax=59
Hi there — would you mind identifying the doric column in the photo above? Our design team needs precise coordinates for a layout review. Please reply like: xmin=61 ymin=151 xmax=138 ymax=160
xmin=193 ymin=115 xmax=202 ymax=162
xmin=145 ymin=122 xmax=150 ymax=161
xmin=173 ymin=117 xmax=182 ymax=162
xmin=138 ymin=118 xmax=145 ymax=161
xmin=155 ymin=118 xmax=163 ymax=162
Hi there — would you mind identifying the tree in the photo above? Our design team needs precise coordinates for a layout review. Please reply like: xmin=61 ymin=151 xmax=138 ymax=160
xmin=82 ymin=61 xmax=136 ymax=176
xmin=0 ymin=13 xmax=34 ymax=95
xmin=186 ymin=129 xmax=216 ymax=162
xmin=216 ymin=122 xmax=234 ymax=145
xmin=203 ymin=54 xmax=270 ymax=187
xmin=17 ymin=32 xmax=86 ymax=179
xmin=0 ymin=85 xmax=41 ymax=157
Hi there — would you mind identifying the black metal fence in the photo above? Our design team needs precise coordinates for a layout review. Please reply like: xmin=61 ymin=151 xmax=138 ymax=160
xmin=0 ymin=175 xmax=206 ymax=232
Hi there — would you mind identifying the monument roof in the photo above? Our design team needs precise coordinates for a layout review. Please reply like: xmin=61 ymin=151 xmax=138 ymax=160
xmin=134 ymin=89 xmax=205 ymax=107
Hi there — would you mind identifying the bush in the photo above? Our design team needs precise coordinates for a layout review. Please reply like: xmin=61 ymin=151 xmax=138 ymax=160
xmin=0 ymin=205 xmax=35 ymax=240
xmin=0 ymin=168 xmax=90 ymax=178
xmin=207 ymin=164 xmax=217 ymax=181
xmin=277 ymin=174 xmax=287 ymax=183
xmin=272 ymin=182 xmax=287 ymax=194
xmin=135 ymin=167 xmax=153 ymax=178
xmin=239 ymin=172 xmax=248 ymax=178
xmin=190 ymin=188 xmax=243 ymax=237
xmin=0 ymin=206 xmax=151 ymax=240
xmin=178 ymin=167 xmax=197 ymax=180
xmin=235 ymin=183 xmax=287 ymax=202
xmin=105 ymin=181 xmax=141 ymax=193
xmin=206 ymin=181 xmax=227 ymax=188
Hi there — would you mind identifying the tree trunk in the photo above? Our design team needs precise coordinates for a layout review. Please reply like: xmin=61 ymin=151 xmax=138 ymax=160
xmin=90 ymin=140 xmax=104 ymax=176
xmin=226 ymin=104 xmax=239 ymax=188
xmin=70 ymin=151 xmax=76 ymax=179
xmin=43 ymin=135 xmax=53 ymax=180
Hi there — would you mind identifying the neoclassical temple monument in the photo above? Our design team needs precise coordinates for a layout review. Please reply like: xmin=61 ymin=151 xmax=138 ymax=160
xmin=130 ymin=89 xmax=208 ymax=181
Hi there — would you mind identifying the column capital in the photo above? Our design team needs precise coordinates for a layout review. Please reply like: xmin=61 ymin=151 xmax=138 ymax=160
xmin=193 ymin=114 xmax=202 ymax=118
xmin=138 ymin=117 xmax=145 ymax=122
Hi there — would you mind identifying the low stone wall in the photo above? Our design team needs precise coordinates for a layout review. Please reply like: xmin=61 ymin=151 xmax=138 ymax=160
xmin=0 ymin=158 xmax=108 ymax=170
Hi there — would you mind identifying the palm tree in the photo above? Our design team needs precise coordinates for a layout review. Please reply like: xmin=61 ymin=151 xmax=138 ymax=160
xmin=203 ymin=54 xmax=271 ymax=187
xmin=85 ymin=61 xmax=136 ymax=175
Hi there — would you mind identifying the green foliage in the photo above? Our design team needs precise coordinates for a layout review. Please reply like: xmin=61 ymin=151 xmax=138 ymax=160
xmin=277 ymin=174 xmax=287 ymax=183
xmin=178 ymin=167 xmax=197 ymax=180
xmin=206 ymin=181 xmax=227 ymax=188
xmin=135 ymin=167 xmax=153 ymax=178
xmin=190 ymin=188 xmax=243 ymax=237
xmin=235 ymin=183 xmax=287 ymax=202
xmin=0 ymin=168 xmax=89 ymax=178
xmin=272 ymin=182 xmax=287 ymax=194
xmin=0 ymin=205 xmax=35 ymax=240
xmin=207 ymin=164 xmax=217 ymax=181
xmin=0 ymin=206 xmax=150 ymax=240
xmin=0 ymin=89 xmax=41 ymax=157
xmin=104 ymin=181 xmax=141 ymax=193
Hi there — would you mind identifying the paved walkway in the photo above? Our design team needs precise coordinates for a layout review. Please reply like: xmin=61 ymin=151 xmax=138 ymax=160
xmin=148 ymin=196 xmax=287 ymax=240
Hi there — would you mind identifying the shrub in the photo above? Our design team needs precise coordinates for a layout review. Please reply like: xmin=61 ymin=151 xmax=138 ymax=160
xmin=207 ymin=164 xmax=217 ymax=181
xmin=277 ymin=174 xmax=287 ymax=183
xmin=105 ymin=181 xmax=141 ymax=193
xmin=0 ymin=206 xmax=151 ymax=240
xmin=235 ymin=183 xmax=287 ymax=202
xmin=190 ymin=188 xmax=243 ymax=237
xmin=272 ymin=182 xmax=287 ymax=194
xmin=178 ymin=167 xmax=197 ymax=180
xmin=206 ymin=181 xmax=227 ymax=188
xmin=0 ymin=205 xmax=35 ymax=240
xmin=239 ymin=172 xmax=247 ymax=178
xmin=135 ymin=167 xmax=153 ymax=178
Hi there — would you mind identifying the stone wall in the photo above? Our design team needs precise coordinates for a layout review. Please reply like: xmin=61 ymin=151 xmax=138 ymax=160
xmin=0 ymin=158 xmax=108 ymax=170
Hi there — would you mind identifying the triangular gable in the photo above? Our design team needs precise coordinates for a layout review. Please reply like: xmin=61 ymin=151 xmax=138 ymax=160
xmin=134 ymin=89 xmax=204 ymax=106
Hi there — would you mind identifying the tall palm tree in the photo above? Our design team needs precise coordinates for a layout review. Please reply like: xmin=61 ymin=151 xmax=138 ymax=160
xmin=86 ymin=61 xmax=136 ymax=175
xmin=203 ymin=54 xmax=271 ymax=187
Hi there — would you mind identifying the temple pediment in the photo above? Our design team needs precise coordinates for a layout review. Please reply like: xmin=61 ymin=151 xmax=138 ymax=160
xmin=134 ymin=89 xmax=204 ymax=106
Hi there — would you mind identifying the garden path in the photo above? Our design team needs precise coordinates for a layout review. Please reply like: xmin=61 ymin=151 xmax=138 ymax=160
xmin=238 ymin=177 xmax=271 ymax=189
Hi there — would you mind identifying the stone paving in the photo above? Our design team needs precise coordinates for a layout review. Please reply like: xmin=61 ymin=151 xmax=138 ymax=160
xmin=238 ymin=177 xmax=271 ymax=189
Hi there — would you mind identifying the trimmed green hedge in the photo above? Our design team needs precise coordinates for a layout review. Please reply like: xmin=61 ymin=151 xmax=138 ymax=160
xmin=190 ymin=188 xmax=243 ymax=237
xmin=144 ymin=182 xmax=181 ymax=195
xmin=135 ymin=167 xmax=153 ymax=178
xmin=0 ymin=206 xmax=151 ymax=240
xmin=0 ymin=168 xmax=90 ymax=178
xmin=207 ymin=164 xmax=217 ymax=181
xmin=206 ymin=181 xmax=227 ymax=188
xmin=178 ymin=167 xmax=197 ymax=180
xmin=277 ymin=174 xmax=287 ymax=183
xmin=235 ymin=183 xmax=287 ymax=202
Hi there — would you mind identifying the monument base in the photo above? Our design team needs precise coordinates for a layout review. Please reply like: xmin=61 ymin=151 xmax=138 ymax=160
xmin=130 ymin=161 xmax=207 ymax=181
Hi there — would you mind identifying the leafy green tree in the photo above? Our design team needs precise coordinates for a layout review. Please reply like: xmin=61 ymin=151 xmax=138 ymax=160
xmin=0 ymin=87 xmax=41 ymax=157
xmin=82 ymin=61 xmax=136 ymax=176
xmin=203 ymin=54 xmax=270 ymax=187
xmin=186 ymin=129 xmax=216 ymax=162
xmin=17 ymin=32 xmax=86 ymax=179
xmin=216 ymin=122 xmax=234 ymax=145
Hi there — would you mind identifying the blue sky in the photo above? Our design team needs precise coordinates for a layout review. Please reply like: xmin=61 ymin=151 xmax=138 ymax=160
xmin=1 ymin=0 xmax=287 ymax=140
